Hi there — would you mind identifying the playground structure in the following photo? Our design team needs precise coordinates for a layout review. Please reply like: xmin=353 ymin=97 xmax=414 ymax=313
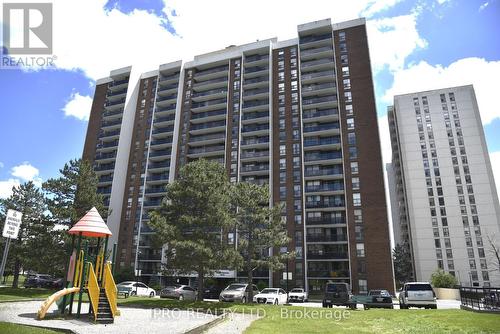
xmin=37 ymin=207 xmax=119 ymax=324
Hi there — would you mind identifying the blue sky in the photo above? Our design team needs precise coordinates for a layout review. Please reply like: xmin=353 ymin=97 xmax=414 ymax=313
xmin=0 ymin=0 xmax=499 ymax=197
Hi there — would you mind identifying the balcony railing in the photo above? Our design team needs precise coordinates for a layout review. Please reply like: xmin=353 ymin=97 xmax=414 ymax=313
xmin=300 ymin=46 xmax=333 ymax=57
xmin=193 ymin=76 xmax=227 ymax=86
xmin=307 ymin=252 xmax=348 ymax=260
xmin=102 ymin=109 xmax=123 ymax=118
xmin=145 ymin=186 xmax=167 ymax=194
xmin=94 ymin=164 xmax=115 ymax=172
xmin=243 ymin=88 xmax=269 ymax=97
xmin=155 ymin=114 xmax=175 ymax=123
xmin=191 ymin=98 xmax=227 ymax=109
xmin=306 ymin=217 xmax=346 ymax=225
xmin=147 ymin=174 xmax=169 ymax=181
xmin=305 ymin=183 xmax=344 ymax=192
xmin=95 ymin=152 xmax=116 ymax=160
xmin=302 ymin=95 xmax=337 ymax=106
xmin=109 ymin=78 xmax=129 ymax=87
xmin=300 ymin=33 xmax=332 ymax=44
xmin=107 ymin=88 xmax=127 ymax=97
xmin=96 ymin=140 xmax=118 ymax=149
xmin=304 ymin=137 xmax=340 ymax=147
xmin=159 ymin=73 xmax=180 ymax=82
xmin=246 ymin=66 xmax=268 ymax=74
xmin=188 ymin=145 xmax=225 ymax=155
xmin=150 ymin=138 xmax=173 ymax=146
xmin=304 ymin=152 xmax=342 ymax=162
xmin=242 ymin=124 xmax=269 ymax=133
xmin=245 ymin=54 xmax=268 ymax=63
xmin=195 ymin=65 xmax=228 ymax=77
xmin=303 ymin=123 xmax=340 ymax=133
xmin=305 ymin=200 xmax=345 ymax=208
xmin=148 ymin=161 xmax=170 ymax=169
xmin=242 ymin=100 xmax=269 ymax=109
xmin=98 ymin=129 xmax=121 ymax=138
xmin=240 ymin=164 xmax=269 ymax=173
xmin=98 ymin=175 xmax=113 ymax=183
xmin=302 ymin=82 xmax=336 ymax=93
xmin=190 ymin=132 xmax=226 ymax=142
xmin=301 ymin=58 xmax=334 ymax=69
xmin=191 ymin=109 xmax=226 ymax=120
xmin=102 ymin=119 xmax=122 ymax=128
xmin=301 ymin=71 xmax=335 ymax=81
xmin=240 ymin=150 xmax=269 ymax=159
xmin=303 ymin=108 xmax=338 ymax=119
xmin=304 ymin=168 xmax=343 ymax=177
xmin=157 ymin=94 xmax=177 ymax=102
xmin=105 ymin=98 xmax=125 ymax=107
xmin=241 ymin=137 xmax=269 ymax=146
xmin=152 ymin=126 xmax=174 ymax=134
xmin=149 ymin=149 xmax=172 ymax=157
xmin=242 ymin=111 xmax=269 ymax=120
xmin=307 ymin=234 xmax=347 ymax=242
xmin=192 ymin=89 xmax=227 ymax=98
xmin=244 ymin=77 xmax=268 ymax=85
xmin=307 ymin=270 xmax=349 ymax=278
xmin=190 ymin=120 xmax=225 ymax=131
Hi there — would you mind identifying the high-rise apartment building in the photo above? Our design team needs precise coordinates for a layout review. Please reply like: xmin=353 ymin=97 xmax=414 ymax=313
xmin=83 ymin=18 xmax=394 ymax=296
xmin=388 ymin=85 xmax=500 ymax=287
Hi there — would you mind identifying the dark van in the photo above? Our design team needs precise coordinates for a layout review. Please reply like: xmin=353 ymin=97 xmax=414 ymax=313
xmin=322 ymin=282 xmax=356 ymax=309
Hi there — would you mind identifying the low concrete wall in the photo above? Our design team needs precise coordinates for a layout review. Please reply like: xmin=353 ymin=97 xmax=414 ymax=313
xmin=435 ymin=288 xmax=460 ymax=300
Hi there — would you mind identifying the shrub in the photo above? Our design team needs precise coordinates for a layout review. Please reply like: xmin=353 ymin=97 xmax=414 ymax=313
xmin=431 ymin=269 xmax=458 ymax=288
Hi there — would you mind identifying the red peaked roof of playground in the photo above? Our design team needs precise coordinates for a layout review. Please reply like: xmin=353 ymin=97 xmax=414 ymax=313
xmin=68 ymin=207 xmax=112 ymax=237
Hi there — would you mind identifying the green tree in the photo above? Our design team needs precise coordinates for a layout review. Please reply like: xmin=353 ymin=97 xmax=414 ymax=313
xmin=431 ymin=269 xmax=458 ymax=288
xmin=393 ymin=243 xmax=414 ymax=288
xmin=43 ymin=159 xmax=108 ymax=226
xmin=232 ymin=182 xmax=292 ymax=303
xmin=0 ymin=182 xmax=47 ymax=287
xmin=149 ymin=160 xmax=238 ymax=300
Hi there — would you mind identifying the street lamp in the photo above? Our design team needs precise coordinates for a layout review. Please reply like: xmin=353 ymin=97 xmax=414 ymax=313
xmin=285 ymin=251 xmax=291 ymax=306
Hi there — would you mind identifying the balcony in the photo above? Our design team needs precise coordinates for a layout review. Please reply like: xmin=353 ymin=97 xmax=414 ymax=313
xmin=303 ymin=136 xmax=340 ymax=147
xmin=242 ymin=99 xmax=269 ymax=112
xmin=240 ymin=136 xmax=269 ymax=147
xmin=109 ymin=78 xmax=129 ymax=89
xmin=150 ymin=138 xmax=172 ymax=148
xmin=191 ymin=89 xmax=227 ymax=102
xmin=300 ymin=46 xmax=334 ymax=60
xmin=147 ymin=173 xmax=169 ymax=182
xmin=105 ymin=98 xmax=125 ymax=107
xmin=145 ymin=186 xmax=167 ymax=194
xmin=96 ymin=140 xmax=118 ymax=150
xmin=300 ymin=33 xmax=332 ymax=45
xmin=307 ymin=252 xmax=348 ymax=260
xmin=304 ymin=168 xmax=343 ymax=178
xmin=192 ymin=76 xmax=227 ymax=91
xmin=191 ymin=98 xmax=227 ymax=113
xmin=152 ymin=126 xmax=174 ymax=135
xmin=301 ymin=58 xmax=335 ymax=72
xmin=159 ymin=73 xmax=180 ymax=85
xmin=155 ymin=104 xmax=177 ymax=116
xmin=188 ymin=145 xmax=225 ymax=156
xmin=101 ymin=119 xmax=122 ymax=130
xmin=240 ymin=164 xmax=269 ymax=173
xmin=242 ymin=111 xmax=269 ymax=122
xmin=195 ymin=65 xmax=228 ymax=81
xmin=189 ymin=132 xmax=226 ymax=145
xmin=305 ymin=200 xmax=345 ymax=209
xmin=149 ymin=149 xmax=172 ymax=158
xmin=306 ymin=217 xmax=346 ymax=225
xmin=245 ymin=54 xmax=268 ymax=65
xmin=304 ymin=151 xmax=342 ymax=162
xmin=148 ymin=161 xmax=170 ymax=171
xmin=240 ymin=150 xmax=269 ymax=160
xmin=302 ymin=95 xmax=337 ymax=110
xmin=94 ymin=163 xmax=115 ymax=172
xmin=190 ymin=120 xmax=226 ymax=133
xmin=154 ymin=114 xmax=175 ymax=126
xmin=102 ymin=109 xmax=123 ymax=119
xmin=303 ymin=108 xmax=338 ymax=121
xmin=98 ymin=175 xmax=113 ymax=183
xmin=107 ymin=88 xmax=127 ymax=98
xmin=303 ymin=122 xmax=340 ymax=136
xmin=241 ymin=123 xmax=269 ymax=135
xmin=97 ymin=187 xmax=112 ymax=195
xmin=157 ymin=83 xmax=179 ymax=94
xmin=307 ymin=270 xmax=349 ymax=278
xmin=245 ymin=65 xmax=269 ymax=78
xmin=243 ymin=76 xmax=269 ymax=89
xmin=302 ymin=83 xmax=336 ymax=97
xmin=305 ymin=182 xmax=344 ymax=193
xmin=243 ymin=88 xmax=269 ymax=99
xmin=191 ymin=109 xmax=226 ymax=121
xmin=98 ymin=129 xmax=120 ymax=139
xmin=95 ymin=151 xmax=116 ymax=161
xmin=307 ymin=234 xmax=348 ymax=242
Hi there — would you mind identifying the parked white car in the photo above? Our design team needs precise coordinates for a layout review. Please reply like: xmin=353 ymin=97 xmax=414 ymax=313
xmin=399 ymin=282 xmax=436 ymax=309
xmin=253 ymin=288 xmax=288 ymax=305
xmin=117 ymin=281 xmax=156 ymax=297
xmin=288 ymin=288 xmax=308 ymax=302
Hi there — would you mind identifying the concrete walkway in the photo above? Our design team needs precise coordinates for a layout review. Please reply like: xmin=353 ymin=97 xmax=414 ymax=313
xmin=0 ymin=301 xmax=217 ymax=334
xmin=205 ymin=312 xmax=260 ymax=334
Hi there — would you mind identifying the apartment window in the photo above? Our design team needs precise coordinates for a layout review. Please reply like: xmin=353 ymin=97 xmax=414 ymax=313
xmin=278 ymin=60 xmax=285 ymax=70
xmin=356 ymin=243 xmax=365 ymax=257
xmin=345 ymin=91 xmax=352 ymax=103
xmin=346 ymin=118 xmax=355 ymax=130
xmin=341 ymin=54 xmax=348 ymax=65
xmin=351 ymin=162 xmax=359 ymax=174
xmin=339 ymin=43 xmax=347 ymax=53
xmin=352 ymin=177 xmax=360 ymax=190
xmin=279 ymin=158 xmax=286 ymax=169
xmin=294 ymin=215 xmax=302 ymax=224
xmin=353 ymin=193 xmax=361 ymax=206
xmin=291 ymin=69 xmax=297 ymax=80
xmin=354 ymin=209 xmax=363 ymax=222
xmin=343 ymin=79 xmax=351 ymax=89
xmin=355 ymin=225 xmax=364 ymax=241
xmin=278 ymin=72 xmax=285 ymax=81
xmin=228 ymin=233 xmax=234 ymax=245
xmin=291 ymin=81 xmax=298 ymax=91
xmin=348 ymin=132 xmax=356 ymax=145
xmin=349 ymin=146 xmax=358 ymax=159
xmin=342 ymin=66 xmax=350 ymax=77
xmin=345 ymin=104 xmax=353 ymax=116
xmin=339 ymin=31 xmax=346 ymax=41
xmin=280 ymin=145 xmax=286 ymax=155
xmin=358 ymin=279 xmax=367 ymax=293
xmin=278 ymin=83 xmax=285 ymax=93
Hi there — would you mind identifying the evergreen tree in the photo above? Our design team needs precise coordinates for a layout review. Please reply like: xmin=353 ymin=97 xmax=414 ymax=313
xmin=393 ymin=243 xmax=414 ymax=288
xmin=232 ymin=182 xmax=292 ymax=303
xmin=149 ymin=160 xmax=238 ymax=300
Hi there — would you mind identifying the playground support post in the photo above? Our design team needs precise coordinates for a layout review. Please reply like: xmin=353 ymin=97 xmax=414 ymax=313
xmin=68 ymin=232 xmax=82 ymax=315
xmin=76 ymin=241 xmax=88 ymax=318
xmin=111 ymin=243 xmax=117 ymax=275
xmin=60 ymin=234 xmax=75 ymax=315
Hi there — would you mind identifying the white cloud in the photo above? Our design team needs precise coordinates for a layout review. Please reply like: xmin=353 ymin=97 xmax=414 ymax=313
xmin=367 ymin=14 xmax=427 ymax=73
xmin=383 ymin=57 xmax=500 ymax=125
xmin=490 ymin=151 xmax=500 ymax=201
xmin=361 ymin=0 xmax=404 ymax=17
xmin=0 ymin=0 xmax=412 ymax=81
xmin=479 ymin=2 xmax=489 ymax=11
xmin=0 ymin=162 xmax=4 ymax=168
xmin=0 ymin=179 xmax=21 ymax=199
xmin=62 ymin=92 xmax=93 ymax=121
xmin=10 ymin=162 xmax=43 ymax=187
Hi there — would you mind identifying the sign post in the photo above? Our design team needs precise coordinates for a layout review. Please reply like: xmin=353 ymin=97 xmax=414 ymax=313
xmin=0 ymin=210 xmax=22 ymax=282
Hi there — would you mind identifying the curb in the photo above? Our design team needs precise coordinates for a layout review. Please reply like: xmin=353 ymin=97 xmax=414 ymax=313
xmin=0 ymin=298 xmax=46 ymax=303
xmin=184 ymin=314 xmax=226 ymax=334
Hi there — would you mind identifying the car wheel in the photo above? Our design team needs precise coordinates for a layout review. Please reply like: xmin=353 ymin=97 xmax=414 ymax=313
xmin=130 ymin=291 xmax=136 ymax=296
xmin=400 ymin=304 xmax=407 ymax=309
xmin=149 ymin=292 xmax=155 ymax=298
xmin=242 ymin=296 xmax=246 ymax=303
xmin=179 ymin=295 xmax=184 ymax=301
xmin=274 ymin=299 xmax=278 ymax=305
xmin=322 ymin=302 xmax=326 ymax=308
xmin=364 ymin=305 xmax=369 ymax=310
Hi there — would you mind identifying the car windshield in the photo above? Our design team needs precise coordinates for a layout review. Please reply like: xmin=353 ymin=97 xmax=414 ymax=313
xmin=291 ymin=288 xmax=303 ymax=293
xmin=260 ymin=289 xmax=278 ymax=294
xmin=165 ymin=285 xmax=182 ymax=290
xmin=369 ymin=290 xmax=382 ymax=295
xmin=117 ymin=282 xmax=133 ymax=286
xmin=226 ymin=284 xmax=246 ymax=291
xmin=407 ymin=284 xmax=432 ymax=291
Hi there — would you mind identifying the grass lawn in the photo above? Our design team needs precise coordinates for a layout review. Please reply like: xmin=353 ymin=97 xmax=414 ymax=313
xmin=118 ymin=297 xmax=500 ymax=333
xmin=0 ymin=322 xmax=60 ymax=334
xmin=0 ymin=287 xmax=52 ymax=301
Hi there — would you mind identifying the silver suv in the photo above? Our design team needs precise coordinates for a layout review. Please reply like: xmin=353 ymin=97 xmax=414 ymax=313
xmin=399 ymin=282 xmax=437 ymax=309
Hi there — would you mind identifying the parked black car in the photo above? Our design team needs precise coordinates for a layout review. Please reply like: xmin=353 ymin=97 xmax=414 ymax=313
xmin=203 ymin=286 xmax=223 ymax=300
xmin=322 ymin=282 xmax=356 ymax=309
xmin=24 ymin=274 xmax=56 ymax=288
xmin=363 ymin=289 xmax=394 ymax=309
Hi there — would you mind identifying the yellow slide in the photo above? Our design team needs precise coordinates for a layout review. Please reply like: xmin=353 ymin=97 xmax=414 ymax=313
xmin=37 ymin=287 xmax=81 ymax=320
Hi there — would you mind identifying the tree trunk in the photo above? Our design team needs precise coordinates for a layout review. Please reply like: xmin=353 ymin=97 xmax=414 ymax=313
xmin=247 ymin=266 xmax=254 ymax=303
xmin=12 ymin=258 xmax=21 ymax=288
xmin=198 ymin=268 xmax=204 ymax=301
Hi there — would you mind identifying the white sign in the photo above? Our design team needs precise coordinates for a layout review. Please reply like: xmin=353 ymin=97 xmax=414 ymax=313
xmin=2 ymin=209 xmax=22 ymax=239
xmin=135 ymin=269 xmax=142 ymax=276
xmin=282 ymin=272 xmax=293 ymax=280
